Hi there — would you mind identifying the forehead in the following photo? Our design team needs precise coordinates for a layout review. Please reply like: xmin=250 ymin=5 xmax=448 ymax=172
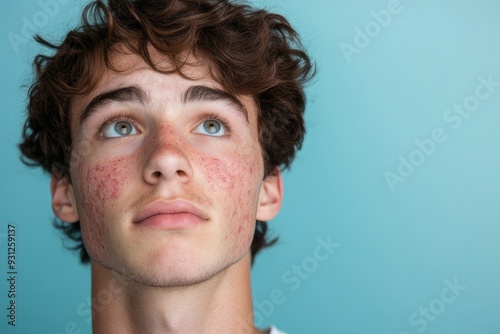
xmin=69 ymin=49 xmax=259 ymax=134
xmin=71 ymin=50 xmax=210 ymax=112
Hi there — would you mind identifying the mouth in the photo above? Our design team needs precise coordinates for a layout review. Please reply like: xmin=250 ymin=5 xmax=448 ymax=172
xmin=133 ymin=200 xmax=209 ymax=229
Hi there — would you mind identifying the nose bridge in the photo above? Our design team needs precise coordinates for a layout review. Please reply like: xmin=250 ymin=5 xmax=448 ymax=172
xmin=153 ymin=123 xmax=182 ymax=151
xmin=142 ymin=122 xmax=192 ymax=183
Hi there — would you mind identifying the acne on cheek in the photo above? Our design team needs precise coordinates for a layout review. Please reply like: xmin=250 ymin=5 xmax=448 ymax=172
xmin=200 ymin=154 xmax=259 ymax=188
xmin=82 ymin=156 xmax=133 ymax=203
xmin=199 ymin=154 xmax=261 ymax=248
xmin=231 ymin=211 xmax=256 ymax=255
xmin=71 ymin=156 xmax=134 ymax=262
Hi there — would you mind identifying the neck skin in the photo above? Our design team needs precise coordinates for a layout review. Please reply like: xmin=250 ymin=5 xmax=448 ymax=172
xmin=90 ymin=252 xmax=265 ymax=334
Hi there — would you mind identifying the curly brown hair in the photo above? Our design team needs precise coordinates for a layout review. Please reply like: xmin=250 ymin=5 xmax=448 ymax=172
xmin=19 ymin=0 xmax=314 ymax=264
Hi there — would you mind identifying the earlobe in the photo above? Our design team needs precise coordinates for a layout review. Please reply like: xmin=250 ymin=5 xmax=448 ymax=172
xmin=50 ymin=175 xmax=79 ymax=223
xmin=256 ymin=169 xmax=283 ymax=221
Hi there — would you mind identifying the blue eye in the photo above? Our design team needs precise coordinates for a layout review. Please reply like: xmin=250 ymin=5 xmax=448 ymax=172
xmin=195 ymin=120 xmax=226 ymax=136
xmin=103 ymin=121 xmax=137 ymax=137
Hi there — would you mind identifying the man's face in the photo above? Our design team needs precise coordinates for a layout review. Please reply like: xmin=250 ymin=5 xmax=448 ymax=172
xmin=54 ymin=52 xmax=281 ymax=287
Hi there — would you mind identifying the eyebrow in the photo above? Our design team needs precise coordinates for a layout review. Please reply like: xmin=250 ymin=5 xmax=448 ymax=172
xmin=182 ymin=85 xmax=249 ymax=122
xmin=78 ymin=84 xmax=249 ymax=126
xmin=79 ymin=86 xmax=148 ymax=125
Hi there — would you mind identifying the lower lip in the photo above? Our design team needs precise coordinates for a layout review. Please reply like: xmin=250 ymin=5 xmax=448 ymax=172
xmin=135 ymin=213 xmax=206 ymax=229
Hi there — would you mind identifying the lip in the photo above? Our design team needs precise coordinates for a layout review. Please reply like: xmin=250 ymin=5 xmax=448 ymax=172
xmin=133 ymin=200 xmax=209 ymax=229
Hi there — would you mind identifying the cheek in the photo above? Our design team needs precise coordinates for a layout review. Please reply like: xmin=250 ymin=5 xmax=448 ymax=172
xmin=86 ymin=157 xmax=132 ymax=201
xmin=73 ymin=156 xmax=134 ymax=261
xmin=198 ymin=154 xmax=262 ymax=248
xmin=199 ymin=155 xmax=260 ymax=205
xmin=75 ymin=156 xmax=134 ymax=221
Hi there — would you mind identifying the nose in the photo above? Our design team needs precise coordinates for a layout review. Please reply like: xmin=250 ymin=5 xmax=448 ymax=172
xmin=142 ymin=125 xmax=193 ymax=185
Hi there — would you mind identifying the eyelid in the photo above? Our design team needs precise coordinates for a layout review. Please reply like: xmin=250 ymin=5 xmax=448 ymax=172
xmin=194 ymin=112 xmax=231 ymax=136
xmin=92 ymin=111 xmax=232 ymax=139
xmin=98 ymin=114 xmax=140 ymax=138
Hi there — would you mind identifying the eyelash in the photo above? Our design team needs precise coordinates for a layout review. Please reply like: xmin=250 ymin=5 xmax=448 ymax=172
xmin=197 ymin=112 xmax=232 ymax=136
xmin=98 ymin=113 xmax=137 ymax=138
xmin=96 ymin=112 xmax=232 ymax=137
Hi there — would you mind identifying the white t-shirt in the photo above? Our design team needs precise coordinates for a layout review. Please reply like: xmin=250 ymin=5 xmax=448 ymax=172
xmin=268 ymin=326 xmax=287 ymax=334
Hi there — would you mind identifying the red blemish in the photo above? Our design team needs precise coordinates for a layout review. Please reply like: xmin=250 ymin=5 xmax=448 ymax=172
xmin=199 ymin=156 xmax=242 ymax=193
xmin=85 ymin=156 xmax=132 ymax=204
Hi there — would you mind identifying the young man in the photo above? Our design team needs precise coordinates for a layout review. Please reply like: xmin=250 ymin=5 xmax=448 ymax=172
xmin=20 ymin=0 xmax=313 ymax=333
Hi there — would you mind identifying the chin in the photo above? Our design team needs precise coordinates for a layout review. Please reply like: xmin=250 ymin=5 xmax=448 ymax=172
xmin=107 ymin=248 xmax=243 ymax=288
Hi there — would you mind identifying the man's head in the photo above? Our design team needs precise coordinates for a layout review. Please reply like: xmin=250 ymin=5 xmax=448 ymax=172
xmin=20 ymin=0 xmax=313 ymax=271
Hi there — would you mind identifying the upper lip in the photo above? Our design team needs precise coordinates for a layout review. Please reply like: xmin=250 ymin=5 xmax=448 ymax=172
xmin=133 ymin=200 xmax=209 ymax=224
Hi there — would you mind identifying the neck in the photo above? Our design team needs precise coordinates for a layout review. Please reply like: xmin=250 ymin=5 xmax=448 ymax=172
xmin=90 ymin=253 xmax=264 ymax=334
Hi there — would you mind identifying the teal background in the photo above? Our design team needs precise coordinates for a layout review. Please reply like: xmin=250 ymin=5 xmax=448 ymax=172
xmin=1 ymin=0 xmax=500 ymax=333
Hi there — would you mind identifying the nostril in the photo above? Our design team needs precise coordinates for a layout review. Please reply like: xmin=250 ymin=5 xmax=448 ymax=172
xmin=176 ymin=170 xmax=187 ymax=178
xmin=142 ymin=145 xmax=193 ymax=183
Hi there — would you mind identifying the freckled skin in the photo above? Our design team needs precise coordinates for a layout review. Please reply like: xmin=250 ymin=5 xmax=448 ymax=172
xmin=68 ymin=54 xmax=268 ymax=287
xmin=97 ymin=157 xmax=130 ymax=200
xmin=72 ymin=156 xmax=135 ymax=262
xmin=198 ymin=154 xmax=261 ymax=255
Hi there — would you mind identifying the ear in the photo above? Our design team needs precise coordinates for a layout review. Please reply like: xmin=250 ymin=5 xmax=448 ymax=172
xmin=256 ymin=168 xmax=283 ymax=221
xmin=50 ymin=174 xmax=79 ymax=223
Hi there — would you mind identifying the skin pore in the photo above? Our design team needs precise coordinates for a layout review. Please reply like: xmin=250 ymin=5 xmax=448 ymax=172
xmin=50 ymin=50 xmax=283 ymax=334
